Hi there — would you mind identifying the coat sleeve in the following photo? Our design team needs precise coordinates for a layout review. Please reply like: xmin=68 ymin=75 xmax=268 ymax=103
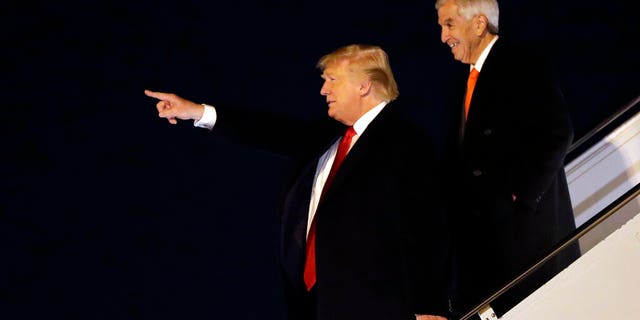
xmin=510 ymin=56 xmax=573 ymax=211
xmin=400 ymin=132 xmax=452 ymax=317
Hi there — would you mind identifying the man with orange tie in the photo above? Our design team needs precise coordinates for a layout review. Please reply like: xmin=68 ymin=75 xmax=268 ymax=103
xmin=145 ymin=44 xmax=450 ymax=320
xmin=434 ymin=0 xmax=581 ymax=318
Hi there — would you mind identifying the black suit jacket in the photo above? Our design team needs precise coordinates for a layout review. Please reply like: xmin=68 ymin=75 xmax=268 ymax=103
xmin=443 ymin=40 xmax=581 ymax=317
xmin=214 ymin=100 xmax=450 ymax=320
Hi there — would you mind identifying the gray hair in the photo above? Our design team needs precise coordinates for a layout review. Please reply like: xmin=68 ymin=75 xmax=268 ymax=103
xmin=435 ymin=0 xmax=499 ymax=34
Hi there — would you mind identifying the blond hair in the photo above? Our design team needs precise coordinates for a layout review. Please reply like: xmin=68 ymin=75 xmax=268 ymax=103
xmin=317 ymin=44 xmax=399 ymax=101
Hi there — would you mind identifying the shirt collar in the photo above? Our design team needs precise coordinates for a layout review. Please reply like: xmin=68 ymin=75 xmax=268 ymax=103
xmin=352 ymin=101 xmax=388 ymax=135
xmin=471 ymin=35 xmax=499 ymax=72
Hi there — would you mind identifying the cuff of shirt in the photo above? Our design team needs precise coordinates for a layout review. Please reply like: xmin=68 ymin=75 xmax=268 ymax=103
xmin=194 ymin=104 xmax=217 ymax=130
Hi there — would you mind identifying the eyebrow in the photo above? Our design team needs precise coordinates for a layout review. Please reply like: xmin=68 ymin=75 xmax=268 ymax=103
xmin=441 ymin=17 xmax=454 ymax=24
xmin=321 ymin=71 xmax=335 ymax=78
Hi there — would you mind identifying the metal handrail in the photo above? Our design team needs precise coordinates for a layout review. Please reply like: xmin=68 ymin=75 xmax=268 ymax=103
xmin=567 ymin=94 xmax=640 ymax=155
xmin=458 ymin=181 xmax=640 ymax=320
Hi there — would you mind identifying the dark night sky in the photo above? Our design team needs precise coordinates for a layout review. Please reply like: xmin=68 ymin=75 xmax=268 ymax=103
xmin=3 ymin=0 xmax=639 ymax=319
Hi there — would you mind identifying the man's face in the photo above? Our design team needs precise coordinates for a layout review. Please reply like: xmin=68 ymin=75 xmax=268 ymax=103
xmin=320 ymin=60 xmax=364 ymax=126
xmin=437 ymin=0 xmax=478 ymax=64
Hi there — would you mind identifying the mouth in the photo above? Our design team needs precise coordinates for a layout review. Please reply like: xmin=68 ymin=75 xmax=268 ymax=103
xmin=447 ymin=40 xmax=458 ymax=48
xmin=327 ymin=100 xmax=335 ymax=106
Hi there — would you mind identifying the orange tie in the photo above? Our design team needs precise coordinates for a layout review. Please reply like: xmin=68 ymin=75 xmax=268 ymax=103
xmin=465 ymin=68 xmax=480 ymax=120
xmin=303 ymin=126 xmax=356 ymax=291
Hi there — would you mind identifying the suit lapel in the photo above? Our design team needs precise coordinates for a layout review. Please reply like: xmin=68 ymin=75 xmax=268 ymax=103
xmin=279 ymin=156 xmax=319 ymax=289
xmin=319 ymin=105 xmax=393 ymax=202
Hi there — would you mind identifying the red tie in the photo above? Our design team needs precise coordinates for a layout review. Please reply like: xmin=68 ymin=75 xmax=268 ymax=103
xmin=464 ymin=68 xmax=480 ymax=120
xmin=303 ymin=126 xmax=356 ymax=291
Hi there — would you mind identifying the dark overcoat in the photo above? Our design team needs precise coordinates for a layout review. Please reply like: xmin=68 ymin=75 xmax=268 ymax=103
xmin=215 ymin=100 xmax=451 ymax=320
xmin=443 ymin=40 xmax=581 ymax=317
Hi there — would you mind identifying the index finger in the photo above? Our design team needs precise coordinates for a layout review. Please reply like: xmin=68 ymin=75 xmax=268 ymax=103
xmin=144 ymin=89 xmax=172 ymax=101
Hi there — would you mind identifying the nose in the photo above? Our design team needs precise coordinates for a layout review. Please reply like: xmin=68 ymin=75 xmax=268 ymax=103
xmin=440 ymin=28 xmax=448 ymax=43
xmin=320 ymin=81 xmax=329 ymax=96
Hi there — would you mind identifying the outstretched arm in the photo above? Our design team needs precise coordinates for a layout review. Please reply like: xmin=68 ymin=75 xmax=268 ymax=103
xmin=416 ymin=315 xmax=447 ymax=320
xmin=144 ymin=89 xmax=205 ymax=125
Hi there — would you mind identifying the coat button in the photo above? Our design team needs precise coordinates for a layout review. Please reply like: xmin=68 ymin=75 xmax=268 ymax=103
xmin=472 ymin=169 xmax=482 ymax=176
xmin=483 ymin=129 xmax=492 ymax=136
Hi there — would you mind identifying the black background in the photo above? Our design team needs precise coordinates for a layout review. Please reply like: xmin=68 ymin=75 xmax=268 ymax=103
xmin=3 ymin=0 xmax=639 ymax=319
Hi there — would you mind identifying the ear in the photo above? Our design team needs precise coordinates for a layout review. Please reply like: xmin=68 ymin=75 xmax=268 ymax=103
xmin=474 ymin=14 xmax=488 ymax=35
xmin=359 ymin=79 xmax=373 ymax=96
